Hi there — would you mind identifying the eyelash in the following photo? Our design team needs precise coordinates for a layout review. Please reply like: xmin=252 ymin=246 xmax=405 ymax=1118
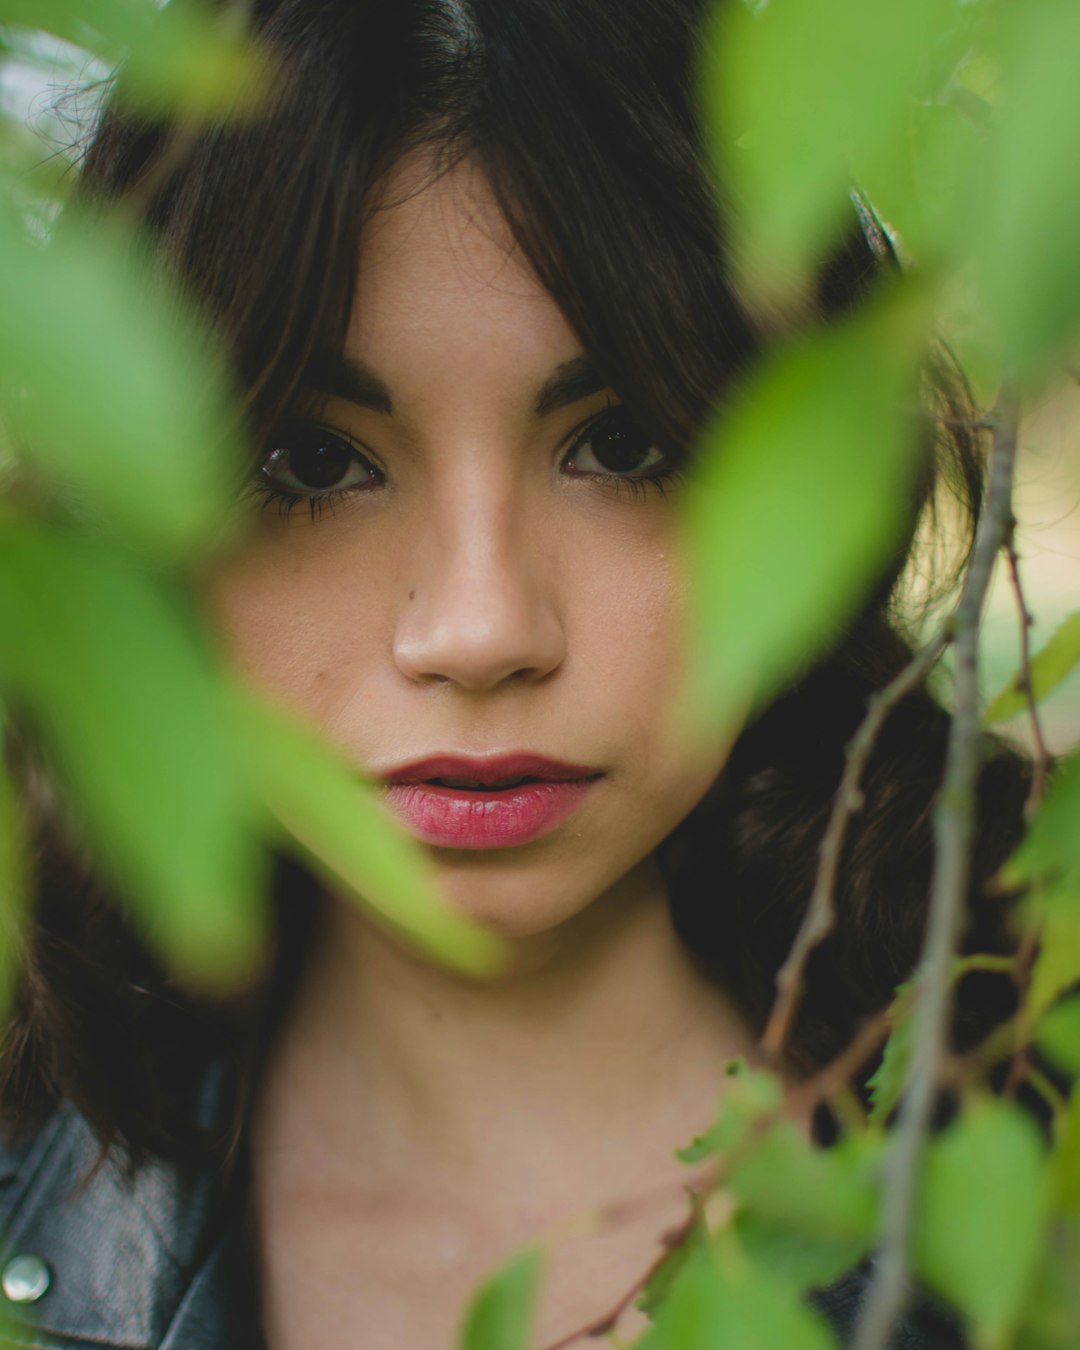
xmin=251 ymin=405 xmax=685 ymax=521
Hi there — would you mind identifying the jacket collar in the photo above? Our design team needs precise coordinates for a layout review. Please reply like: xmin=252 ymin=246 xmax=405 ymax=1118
xmin=0 ymin=1062 xmax=250 ymax=1349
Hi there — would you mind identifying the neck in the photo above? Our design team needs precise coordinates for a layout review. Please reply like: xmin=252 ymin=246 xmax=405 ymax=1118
xmin=252 ymin=859 xmax=759 ymax=1222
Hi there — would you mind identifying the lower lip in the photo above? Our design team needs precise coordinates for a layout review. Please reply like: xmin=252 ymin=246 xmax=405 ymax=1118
xmin=382 ymin=778 xmax=602 ymax=849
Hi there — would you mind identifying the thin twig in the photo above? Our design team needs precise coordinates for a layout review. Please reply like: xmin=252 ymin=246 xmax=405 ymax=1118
xmin=1002 ymin=535 xmax=1053 ymax=815
xmin=538 ymin=1200 xmax=706 ymax=1349
xmin=538 ymin=1008 xmax=893 ymax=1350
xmin=852 ymin=389 xmax=1022 ymax=1350
xmin=761 ymin=633 xmax=950 ymax=1058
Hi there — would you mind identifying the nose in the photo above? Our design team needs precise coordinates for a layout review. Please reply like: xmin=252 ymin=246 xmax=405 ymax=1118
xmin=392 ymin=483 xmax=566 ymax=692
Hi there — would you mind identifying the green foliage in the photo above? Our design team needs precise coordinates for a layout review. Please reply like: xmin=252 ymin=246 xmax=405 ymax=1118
xmin=700 ymin=0 xmax=959 ymax=295
xmin=674 ymin=1059 xmax=783 ymax=1163
xmin=0 ymin=521 xmax=266 ymax=985
xmin=913 ymin=1100 xmax=1048 ymax=1348
xmin=1003 ymin=755 xmax=1080 ymax=1017
xmin=972 ymin=1 xmax=1080 ymax=381
xmin=0 ymin=208 xmax=240 ymax=558
xmin=634 ymin=1242 xmax=837 ymax=1350
xmin=866 ymin=986 xmax=915 ymax=1124
xmin=1036 ymin=996 xmax=1080 ymax=1079
xmin=984 ymin=612 xmax=1080 ymax=727
xmin=236 ymin=688 xmax=505 ymax=976
xmin=677 ymin=287 xmax=928 ymax=736
xmin=457 ymin=1248 xmax=542 ymax=1350
xmin=0 ymin=731 xmax=26 ymax=1011
xmin=0 ymin=0 xmax=272 ymax=119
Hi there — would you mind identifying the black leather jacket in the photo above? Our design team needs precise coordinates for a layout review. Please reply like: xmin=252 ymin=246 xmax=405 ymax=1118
xmin=0 ymin=1068 xmax=961 ymax=1349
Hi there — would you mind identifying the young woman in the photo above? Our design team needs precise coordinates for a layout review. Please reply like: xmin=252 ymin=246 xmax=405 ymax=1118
xmin=0 ymin=1 xmax=1027 ymax=1347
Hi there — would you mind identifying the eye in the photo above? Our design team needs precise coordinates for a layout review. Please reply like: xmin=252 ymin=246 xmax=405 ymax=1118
xmin=259 ymin=424 xmax=380 ymax=497
xmin=564 ymin=405 xmax=669 ymax=479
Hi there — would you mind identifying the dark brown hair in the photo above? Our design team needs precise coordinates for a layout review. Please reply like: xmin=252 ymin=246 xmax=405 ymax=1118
xmin=2 ymin=0 xmax=1027 ymax=1163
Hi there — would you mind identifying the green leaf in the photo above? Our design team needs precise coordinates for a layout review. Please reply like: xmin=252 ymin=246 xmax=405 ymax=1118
xmin=1002 ymin=754 xmax=1080 ymax=1017
xmin=726 ymin=1130 xmax=881 ymax=1293
xmin=1049 ymin=1089 xmax=1080 ymax=1220
xmin=973 ymin=1 xmax=1080 ymax=380
xmin=1029 ymin=894 xmax=1080 ymax=1022
xmin=728 ymin=1126 xmax=880 ymax=1247
xmin=1035 ymin=996 xmax=1080 ymax=1078
xmin=636 ymin=1215 xmax=711 ymax=1320
xmin=675 ymin=1062 xmax=782 ymax=1164
xmin=984 ymin=611 xmax=1080 ymax=726
xmin=676 ymin=288 xmax=929 ymax=740
xmin=0 ymin=523 xmax=265 ymax=987
xmin=733 ymin=1211 xmax=867 ymax=1294
xmin=235 ymin=687 xmax=506 ymax=978
xmin=457 ymin=1247 xmax=542 ymax=1350
xmin=913 ymin=1099 xmax=1049 ymax=1346
xmin=1013 ymin=1217 xmax=1080 ymax=1350
xmin=1005 ymin=752 xmax=1080 ymax=892
xmin=867 ymin=1003 xmax=915 ymax=1125
xmin=0 ymin=208 xmax=240 ymax=558
xmin=0 ymin=742 xmax=28 ymax=1014
xmin=701 ymin=0 xmax=962 ymax=294
xmin=0 ymin=0 xmax=271 ymax=120
xmin=636 ymin=1244 xmax=837 ymax=1350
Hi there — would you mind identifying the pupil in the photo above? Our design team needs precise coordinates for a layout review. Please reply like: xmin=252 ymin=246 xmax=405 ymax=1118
xmin=289 ymin=434 xmax=352 ymax=490
xmin=592 ymin=413 xmax=652 ymax=473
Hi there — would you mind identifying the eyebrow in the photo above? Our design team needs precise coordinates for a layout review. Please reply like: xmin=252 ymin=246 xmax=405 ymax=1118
xmin=302 ymin=352 xmax=608 ymax=419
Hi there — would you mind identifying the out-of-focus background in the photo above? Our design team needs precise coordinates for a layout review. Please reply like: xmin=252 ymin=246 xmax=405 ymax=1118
xmin=984 ymin=387 xmax=1080 ymax=754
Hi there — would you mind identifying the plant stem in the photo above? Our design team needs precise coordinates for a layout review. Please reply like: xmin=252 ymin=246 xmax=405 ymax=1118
xmin=852 ymin=390 xmax=1021 ymax=1350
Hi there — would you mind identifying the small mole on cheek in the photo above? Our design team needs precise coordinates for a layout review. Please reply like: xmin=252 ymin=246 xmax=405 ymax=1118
xmin=409 ymin=590 xmax=416 ymax=601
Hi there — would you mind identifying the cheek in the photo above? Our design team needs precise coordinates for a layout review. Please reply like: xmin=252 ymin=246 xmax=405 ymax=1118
xmin=202 ymin=534 xmax=385 ymax=716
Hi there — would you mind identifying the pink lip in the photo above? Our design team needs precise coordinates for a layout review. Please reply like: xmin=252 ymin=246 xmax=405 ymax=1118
xmin=378 ymin=753 xmax=603 ymax=850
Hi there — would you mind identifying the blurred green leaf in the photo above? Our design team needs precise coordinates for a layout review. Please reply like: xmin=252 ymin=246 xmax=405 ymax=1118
xmin=913 ymin=1099 xmax=1048 ymax=1346
xmin=867 ymin=1007 xmax=914 ymax=1125
xmin=235 ymin=687 xmax=506 ymax=978
xmin=728 ymin=1126 xmax=879 ymax=1246
xmin=854 ymin=97 xmax=985 ymax=269
xmin=701 ymin=0 xmax=961 ymax=294
xmin=1014 ymin=1218 xmax=1080 ymax=1350
xmin=0 ymin=522 xmax=265 ymax=986
xmin=0 ymin=0 xmax=271 ymax=120
xmin=0 ymin=740 xmax=28 ymax=1012
xmin=675 ymin=1061 xmax=782 ymax=1164
xmin=1050 ymin=1089 xmax=1080 ymax=1220
xmin=1029 ymin=895 xmax=1080 ymax=1023
xmin=733 ymin=1211 xmax=867 ymax=1294
xmin=676 ymin=288 xmax=928 ymax=739
xmin=637 ymin=1216 xmax=711 ymax=1320
xmin=1035 ymin=996 xmax=1080 ymax=1079
xmin=636 ymin=1243 xmax=836 ymax=1350
xmin=457 ymin=1247 xmax=541 ymax=1350
xmin=984 ymin=612 xmax=1080 ymax=727
xmin=974 ymin=1 xmax=1080 ymax=380
xmin=0 ymin=207 xmax=240 ymax=557
xmin=1002 ymin=751 xmax=1080 ymax=896
xmin=727 ymin=1129 xmax=880 ymax=1293
xmin=1003 ymin=754 xmax=1080 ymax=1018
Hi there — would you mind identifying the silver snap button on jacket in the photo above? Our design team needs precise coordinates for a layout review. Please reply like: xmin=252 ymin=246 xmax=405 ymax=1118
xmin=1 ymin=1253 xmax=52 ymax=1303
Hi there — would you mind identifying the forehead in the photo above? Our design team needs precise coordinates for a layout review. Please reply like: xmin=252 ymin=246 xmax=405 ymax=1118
xmin=347 ymin=152 xmax=579 ymax=393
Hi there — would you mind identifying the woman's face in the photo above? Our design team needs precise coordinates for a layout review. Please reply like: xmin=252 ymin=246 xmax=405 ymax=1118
xmin=208 ymin=154 xmax=730 ymax=939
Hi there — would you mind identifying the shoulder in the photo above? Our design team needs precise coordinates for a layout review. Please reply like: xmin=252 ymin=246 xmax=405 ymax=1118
xmin=0 ymin=1063 xmax=254 ymax=1350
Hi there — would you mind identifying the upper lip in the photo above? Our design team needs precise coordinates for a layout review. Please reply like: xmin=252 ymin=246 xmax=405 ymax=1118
xmin=380 ymin=753 xmax=602 ymax=786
